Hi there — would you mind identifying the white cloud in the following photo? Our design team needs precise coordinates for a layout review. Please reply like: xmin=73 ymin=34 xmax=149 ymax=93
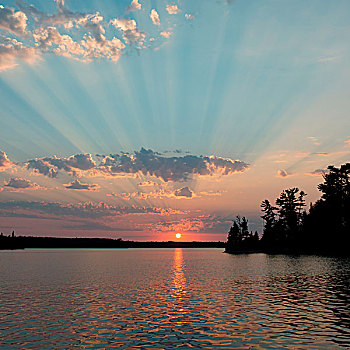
xmin=316 ymin=56 xmax=340 ymax=63
xmin=150 ymin=9 xmax=160 ymax=26
xmin=111 ymin=18 xmax=145 ymax=46
xmin=0 ymin=5 xmax=28 ymax=36
xmin=111 ymin=18 xmax=137 ymax=31
xmin=126 ymin=0 xmax=142 ymax=12
xmin=0 ymin=37 xmax=41 ymax=71
xmin=166 ymin=5 xmax=180 ymax=15
xmin=160 ymin=31 xmax=172 ymax=38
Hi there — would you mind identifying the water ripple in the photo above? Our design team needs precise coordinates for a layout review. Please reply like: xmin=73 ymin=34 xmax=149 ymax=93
xmin=0 ymin=249 xmax=349 ymax=349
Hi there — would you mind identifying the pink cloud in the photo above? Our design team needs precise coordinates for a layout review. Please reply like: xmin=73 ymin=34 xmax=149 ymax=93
xmin=307 ymin=136 xmax=320 ymax=146
xmin=151 ymin=218 xmax=205 ymax=233
xmin=3 ymin=177 xmax=43 ymax=192
xmin=276 ymin=169 xmax=292 ymax=178
xmin=0 ymin=150 xmax=13 ymax=170
xmin=0 ymin=38 xmax=41 ymax=72
xmin=306 ymin=168 xmax=329 ymax=176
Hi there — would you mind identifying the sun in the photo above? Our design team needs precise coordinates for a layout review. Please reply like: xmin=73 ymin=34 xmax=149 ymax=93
xmin=175 ymin=232 xmax=182 ymax=239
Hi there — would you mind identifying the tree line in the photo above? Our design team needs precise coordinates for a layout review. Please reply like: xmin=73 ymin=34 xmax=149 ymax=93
xmin=226 ymin=163 xmax=350 ymax=255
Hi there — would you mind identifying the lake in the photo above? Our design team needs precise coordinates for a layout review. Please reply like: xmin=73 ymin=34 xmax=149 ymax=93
xmin=0 ymin=249 xmax=349 ymax=349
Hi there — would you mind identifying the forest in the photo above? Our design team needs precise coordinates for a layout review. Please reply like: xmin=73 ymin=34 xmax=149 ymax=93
xmin=226 ymin=163 xmax=350 ymax=255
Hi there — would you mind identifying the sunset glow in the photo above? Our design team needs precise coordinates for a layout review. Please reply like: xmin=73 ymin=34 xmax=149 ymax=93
xmin=0 ymin=0 xmax=349 ymax=241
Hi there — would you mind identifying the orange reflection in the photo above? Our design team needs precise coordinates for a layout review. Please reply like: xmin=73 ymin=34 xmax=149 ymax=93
xmin=172 ymin=248 xmax=186 ymax=299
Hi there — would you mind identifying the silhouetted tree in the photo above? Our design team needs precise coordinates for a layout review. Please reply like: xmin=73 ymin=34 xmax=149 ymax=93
xmin=304 ymin=163 xmax=350 ymax=254
xmin=260 ymin=200 xmax=277 ymax=249
xmin=260 ymin=188 xmax=307 ymax=252
xmin=226 ymin=216 xmax=260 ymax=252
xmin=227 ymin=163 xmax=349 ymax=255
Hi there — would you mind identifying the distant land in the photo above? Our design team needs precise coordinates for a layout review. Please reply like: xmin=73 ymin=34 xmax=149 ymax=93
xmin=0 ymin=235 xmax=226 ymax=250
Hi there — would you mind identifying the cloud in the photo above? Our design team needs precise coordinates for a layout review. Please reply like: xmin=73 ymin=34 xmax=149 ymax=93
xmin=174 ymin=186 xmax=193 ymax=198
xmin=16 ymin=0 xmax=86 ymax=28
xmin=80 ymin=35 xmax=125 ymax=62
xmin=306 ymin=168 xmax=329 ymax=176
xmin=0 ymin=37 xmax=41 ymax=71
xmin=1 ymin=0 xmax=201 ymax=72
xmin=64 ymin=153 xmax=96 ymax=170
xmin=15 ymin=148 xmax=249 ymax=182
xmin=3 ymin=177 xmax=40 ymax=191
xmin=185 ymin=14 xmax=194 ymax=20
xmin=316 ymin=56 xmax=340 ymax=63
xmin=307 ymin=136 xmax=320 ymax=146
xmin=150 ymin=9 xmax=160 ymax=26
xmin=138 ymin=181 xmax=159 ymax=187
xmin=126 ymin=0 xmax=142 ymax=12
xmin=97 ymin=148 xmax=249 ymax=182
xmin=108 ymin=187 xmax=195 ymax=200
xmin=0 ymin=200 xmax=185 ymax=219
xmin=108 ymin=187 xmax=224 ymax=201
xmin=110 ymin=18 xmax=145 ymax=46
xmin=0 ymin=150 xmax=13 ymax=170
xmin=62 ymin=220 xmax=141 ymax=232
xmin=111 ymin=18 xmax=136 ymax=31
xmin=0 ymin=5 xmax=28 ymax=36
xmin=160 ymin=31 xmax=172 ymax=38
xmin=26 ymin=159 xmax=58 ymax=178
xmin=345 ymin=139 xmax=350 ymax=147
xmin=151 ymin=218 xmax=205 ymax=232
xmin=2 ymin=2 xmax=127 ymax=70
xmin=33 ymin=22 xmax=125 ymax=62
xmin=64 ymin=179 xmax=99 ymax=191
xmin=276 ymin=169 xmax=290 ymax=177
xmin=27 ymin=153 xmax=96 ymax=177
xmin=166 ymin=5 xmax=180 ymax=15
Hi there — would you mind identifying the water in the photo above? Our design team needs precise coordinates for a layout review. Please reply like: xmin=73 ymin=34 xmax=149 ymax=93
xmin=0 ymin=249 xmax=349 ymax=349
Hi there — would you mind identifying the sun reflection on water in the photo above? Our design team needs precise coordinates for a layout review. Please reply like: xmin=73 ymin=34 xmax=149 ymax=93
xmin=172 ymin=248 xmax=186 ymax=299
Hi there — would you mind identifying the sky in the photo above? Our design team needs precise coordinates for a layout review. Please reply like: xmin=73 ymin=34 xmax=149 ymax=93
xmin=0 ymin=0 xmax=350 ymax=241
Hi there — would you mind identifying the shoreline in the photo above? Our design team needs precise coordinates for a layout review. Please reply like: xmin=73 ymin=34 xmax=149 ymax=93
xmin=0 ymin=235 xmax=226 ymax=250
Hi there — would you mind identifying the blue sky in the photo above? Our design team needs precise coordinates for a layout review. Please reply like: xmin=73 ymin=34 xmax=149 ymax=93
xmin=0 ymin=0 xmax=350 ymax=239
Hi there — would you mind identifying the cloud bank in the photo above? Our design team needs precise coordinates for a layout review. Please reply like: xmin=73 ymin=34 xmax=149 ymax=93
xmin=27 ymin=153 xmax=96 ymax=177
xmin=97 ymin=148 xmax=249 ymax=182
xmin=0 ymin=0 xmax=183 ymax=71
xmin=0 ymin=0 xmax=202 ymax=72
xmin=22 ymin=148 xmax=249 ymax=182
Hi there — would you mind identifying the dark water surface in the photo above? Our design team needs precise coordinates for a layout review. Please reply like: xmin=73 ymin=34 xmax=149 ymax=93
xmin=0 ymin=249 xmax=349 ymax=349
